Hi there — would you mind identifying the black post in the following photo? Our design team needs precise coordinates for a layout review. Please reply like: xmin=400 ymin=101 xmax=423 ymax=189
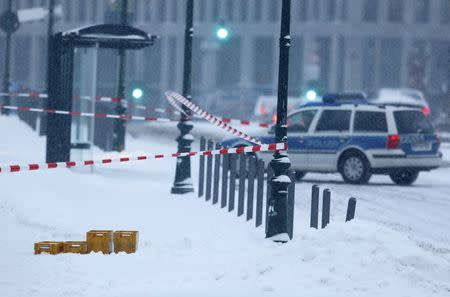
xmin=212 ymin=143 xmax=221 ymax=204
xmin=246 ymin=156 xmax=256 ymax=221
xmin=205 ymin=140 xmax=213 ymax=201
xmin=310 ymin=185 xmax=319 ymax=229
xmin=321 ymin=189 xmax=331 ymax=229
xmin=255 ymin=159 xmax=264 ymax=227
xmin=228 ymin=154 xmax=237 ymax=212
xmin=112 ymin=0 xmax=128 ymax=152
xmin=345 ymin=197 xmax=357 ymax=222
xmin=1 ymin=0 xmax=13 ymax=115
xmin=237 ymin=153 xmax=247 ymax=216
xmin=220 ymin=154 xmax=229 ymax=208
xmin=287 ymin=170 xmax=295 ymax=239
xmin=39 ymin=0 xmax=55 ymax=135
xmin=171 ymin=0 xmax=195 ymax=194
xmin=198 ymin=137 xmax=206 ymax=197
xmin=266 ymin=0 xmax=292 ymax=242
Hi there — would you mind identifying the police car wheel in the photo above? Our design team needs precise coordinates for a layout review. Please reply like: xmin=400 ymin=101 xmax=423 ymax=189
xmin=389 ymin=170 xmax=419 ymax=185
xmin=340 ymin=154 xmax=371 ymax=184
xmin=294 ymin=171 xmax=306 ymax=181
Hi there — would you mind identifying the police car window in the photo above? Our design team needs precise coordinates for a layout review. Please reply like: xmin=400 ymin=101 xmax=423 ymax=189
xmin=354 ymin=111 xmax=387 ymax=132
xmin=287 ymin=110 xmax=317 ymax=132
xmin=316 ymin=110 xmax=351 ymax=132
xmin=394 ymin=110 xmax=434 ymax=134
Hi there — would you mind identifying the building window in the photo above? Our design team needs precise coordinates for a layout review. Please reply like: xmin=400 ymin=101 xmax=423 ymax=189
xmin=415 ymin=0 xmax=430 ymax=23
xmin=298 ymin=0 xmax=308 ymax=22
xmin=212 ymin=1 xmax=220 ymax=22
xmin=78 ymin=0 xmax=86 ymax=22
xmin=441 ymin=0 xmax=450 ymax=24
xmin=363 ymin=0 xmax=378 ymax=22
xmin=326 ymin=0 xmax=336 ymax=21
xmin=254 ymin=0 xmax=263 ymax=22
xmin=362 ymin=37 xmax=376 ymax=90
xmin=198 ymin=0 xmax=206 ymax=22
xmin=269 ymin=0 xmax=280 ymax=22
xmin=253 ymin=37 xmax=274 ymax=85
xmin=313 ymin=0 xmax=320 ymax=20
xmin=91 ymin=0 xmax=98 ymax=22
xmin=65 ymin=0 xmax=72 ymax=22
xmin=170 ymin=0 xmax=177 ymax=23
xmin=158 ymin=0 xmax=167 ymax=23
xmin=225 ymin=0 xmax=233 ymax=21
xmin=14 ymin=36 xmax=31 ymax=84
xmin=341 ymin=0 xmax=348 ymax=21
xmin=379 ymin=38 xmax=402 ymax=87
xmin=216 ymin=37 xmax=241 ymax=87
xmin=240 ymin=0 xmax=249 ymax=22
xmin=388 ymin=0 xmax=404 ymax=23
xmin=144 ymin=0 xmax=152 ymax=22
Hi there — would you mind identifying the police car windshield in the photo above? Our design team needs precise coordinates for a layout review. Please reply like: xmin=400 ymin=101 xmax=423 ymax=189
xmin=394 ymin=110 xmax=434 ymax=134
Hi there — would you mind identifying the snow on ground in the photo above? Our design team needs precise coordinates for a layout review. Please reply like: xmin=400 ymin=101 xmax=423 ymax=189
xmin=1 ymin=116 xmax=450 ymax=297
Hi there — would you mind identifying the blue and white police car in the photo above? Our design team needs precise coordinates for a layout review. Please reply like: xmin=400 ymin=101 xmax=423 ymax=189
xmin=221 ymin=93 xmax=442 ymax=185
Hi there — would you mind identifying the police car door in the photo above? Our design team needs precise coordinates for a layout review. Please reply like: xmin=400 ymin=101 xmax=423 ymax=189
xmin=307 ymin=108 xmax=352 ymax=171
xmin=286 ymin=109 xmax=318 ymax=170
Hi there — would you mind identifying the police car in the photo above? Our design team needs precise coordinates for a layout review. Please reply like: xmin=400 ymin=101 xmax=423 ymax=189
xmin=221 ymin=93 xmax=442 ymax=185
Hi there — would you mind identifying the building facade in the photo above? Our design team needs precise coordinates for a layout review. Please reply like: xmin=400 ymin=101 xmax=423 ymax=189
xmin=1 ymin=0 xmax=450 ymax=102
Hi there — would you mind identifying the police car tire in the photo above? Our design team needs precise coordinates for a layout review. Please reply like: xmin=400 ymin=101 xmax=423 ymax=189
xmin=339 ymin=152 xmax=372 ymax=184
xmin=389 ymin=170 xmax=419 ymax=185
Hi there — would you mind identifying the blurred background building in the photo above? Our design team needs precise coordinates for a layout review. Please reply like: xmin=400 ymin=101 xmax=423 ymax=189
xmin=1 ymin=0 xmax=449 ymax=119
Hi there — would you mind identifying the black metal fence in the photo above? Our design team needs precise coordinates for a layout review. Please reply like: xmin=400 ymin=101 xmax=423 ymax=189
xmin=197 ymin=137 xmax=296 ymax=239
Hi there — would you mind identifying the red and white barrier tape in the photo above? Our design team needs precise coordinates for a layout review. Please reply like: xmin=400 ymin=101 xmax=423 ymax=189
xmin=1 ymin=91 xmax=272 ymax=128
xmin=0 ymin=104 xmax=177 ymax=123
xmin=0 ymin=143 xmax=286 ymax=174
xmin=165 ymin=91 xmax=263 ymax=144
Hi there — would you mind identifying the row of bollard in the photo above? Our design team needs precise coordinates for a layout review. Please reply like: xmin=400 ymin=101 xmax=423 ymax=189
xmin=198 ymin=137 xmax=296 ymax=239
xmin=310 ymin=184 xmax=357 ymax=229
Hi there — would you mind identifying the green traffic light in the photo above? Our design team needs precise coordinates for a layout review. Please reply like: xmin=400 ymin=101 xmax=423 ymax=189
xmin=216 ymin=27 xmax=229 ymax=40
xmin=132 ymin=88 xmax=144 ymax=99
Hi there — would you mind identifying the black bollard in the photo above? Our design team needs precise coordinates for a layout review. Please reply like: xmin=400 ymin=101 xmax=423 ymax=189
xmin=321 ymin=189 xmax=331 ymax=229
xmin=346 ymin=197 xmax=357 ymax=222
xmin=198 ymin=137 xmax=206 ymax=197
xmin=310 ymin=185 xmax=319 ymax=229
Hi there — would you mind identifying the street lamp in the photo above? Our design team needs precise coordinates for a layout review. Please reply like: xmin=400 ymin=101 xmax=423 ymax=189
xmin=171 ymin=0 xmax=195 ymax=194
xmin=266 ymin=0 xmax=292 ymax=242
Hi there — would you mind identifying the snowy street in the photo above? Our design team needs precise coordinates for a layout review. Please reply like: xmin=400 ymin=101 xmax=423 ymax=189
xmin=1 ymin=117 xmax=450 ymax=296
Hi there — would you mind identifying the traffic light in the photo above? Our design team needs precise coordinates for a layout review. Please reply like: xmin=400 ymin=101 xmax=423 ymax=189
xmin=305 ymin=89 xmax=318 ymax=101
xmin=303 ymin=80 xmax=322 ymax=101
xmin=214 ymin=22 xmax=230 ymax=41
xmin=132 ymin=87 xmax=144 ymax=100
xmin=127 ymin=81 xmax=146 ymax=100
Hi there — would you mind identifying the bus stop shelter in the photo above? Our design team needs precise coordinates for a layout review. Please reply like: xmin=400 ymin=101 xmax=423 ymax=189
xmin=45 ymin=24 xmax=157 ymax=163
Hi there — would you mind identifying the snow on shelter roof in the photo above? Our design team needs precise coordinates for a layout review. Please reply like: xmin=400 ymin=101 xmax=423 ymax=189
xmin=61 ymin=24 xmax=158 ymax=49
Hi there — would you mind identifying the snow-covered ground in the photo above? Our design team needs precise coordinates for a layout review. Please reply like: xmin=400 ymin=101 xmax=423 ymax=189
xmin=1 ymin=116 xmax=450 ymax=297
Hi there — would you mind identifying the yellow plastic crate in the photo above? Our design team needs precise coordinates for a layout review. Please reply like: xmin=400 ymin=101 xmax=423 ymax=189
xmin=34 ymin=241 xmax=64 ymax=255
xmin=63 ymin=241 xmax=88 ymax=254
xmin=86 ymin=230 xmax=113 ymax=254
xmin=114 ymin=231 xmax=139 ymax=254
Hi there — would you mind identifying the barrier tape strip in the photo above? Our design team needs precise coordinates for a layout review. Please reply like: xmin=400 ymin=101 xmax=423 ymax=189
xmin=0 ymin=104 xmax=177 ymax=123
xmin=1 ymin=91 xmax=271 ymax=128
xmin=165 ymin=91 xmax=263 ymax=144
xmin=0 ymin=143 xmax=286 ymax=174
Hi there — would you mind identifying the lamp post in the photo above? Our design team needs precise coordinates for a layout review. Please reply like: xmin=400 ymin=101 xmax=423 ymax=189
xmin=39 ymin=0 xmax=54 ymax=135
xmin=266 ymin=0 xmax=292 ymax=242
xmin=171 ymin=0 xmax=195 ymax=194
xmin=1 ymin=0 xmax=17 ymax=115
xmin=112 ymin=0 xmax=128 ymax=152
